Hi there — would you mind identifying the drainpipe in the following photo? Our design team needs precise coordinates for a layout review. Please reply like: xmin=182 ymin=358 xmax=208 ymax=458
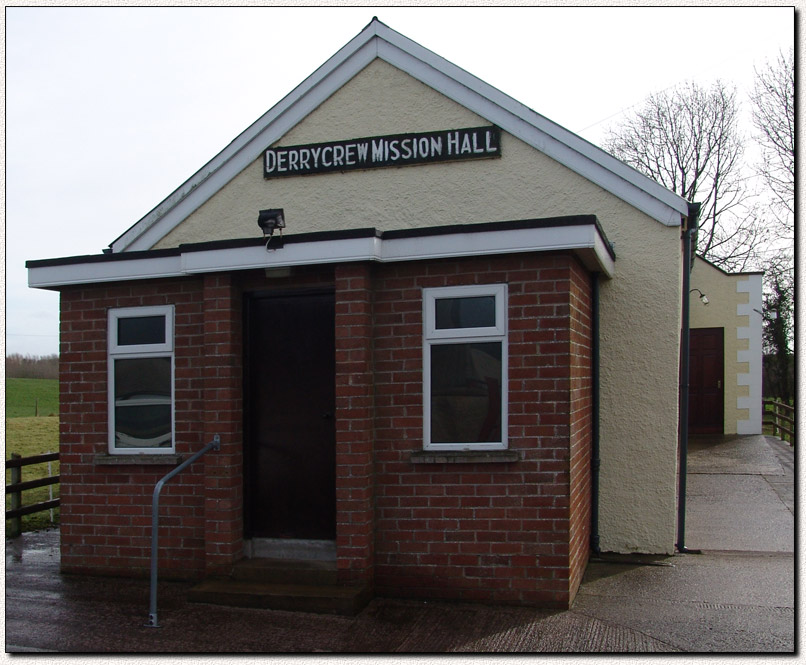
xmin=590 ymin=273 xmax=601 ymax=555
xmin=676 ymin=202 xmax=701 ymax=553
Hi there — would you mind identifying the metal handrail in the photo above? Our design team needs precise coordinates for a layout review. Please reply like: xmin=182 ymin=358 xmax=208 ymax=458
xmin=147 ymin=434 xmax=220 ymax=628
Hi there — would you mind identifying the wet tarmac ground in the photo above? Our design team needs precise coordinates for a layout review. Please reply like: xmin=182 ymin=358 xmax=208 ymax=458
xmin=5 ymin=435 xmax=795 ymax=653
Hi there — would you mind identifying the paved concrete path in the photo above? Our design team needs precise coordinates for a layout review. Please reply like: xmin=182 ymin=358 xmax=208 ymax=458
xmin=686 ymin=434 xmax=794 ymax=552
xmin=5 ymin=435 xmax=794 ymax=653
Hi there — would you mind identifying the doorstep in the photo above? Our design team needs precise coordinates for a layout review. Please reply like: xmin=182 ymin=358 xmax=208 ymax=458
xmin=188 ymin=557 xmax=371 ymax=616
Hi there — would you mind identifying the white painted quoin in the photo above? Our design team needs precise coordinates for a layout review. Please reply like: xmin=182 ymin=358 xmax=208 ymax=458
xmin=689 ymin=256 xmax=764 ymax=436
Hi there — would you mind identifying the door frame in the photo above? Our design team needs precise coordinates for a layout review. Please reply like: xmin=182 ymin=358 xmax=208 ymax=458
xmin=242 ymin=287 xmax=337 ymax=546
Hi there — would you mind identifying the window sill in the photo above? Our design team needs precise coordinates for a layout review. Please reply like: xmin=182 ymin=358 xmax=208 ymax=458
xmin=94 ymin=453 xmax=183 ymax=466
xmin=410 ymin=450 xmax=522 ymax=464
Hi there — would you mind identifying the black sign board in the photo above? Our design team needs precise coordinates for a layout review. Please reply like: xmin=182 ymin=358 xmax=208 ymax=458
xmin=264 ymin=126 xmax=500 ymax=179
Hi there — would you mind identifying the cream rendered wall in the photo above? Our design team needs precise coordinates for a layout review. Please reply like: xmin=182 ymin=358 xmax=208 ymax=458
xmin=596 ymin=224 xmax=681 ymax=554
xmin=154 ymin=59 xmax=683 ymax=554
xmin=690 ymin=257 xmax=763 ymax=435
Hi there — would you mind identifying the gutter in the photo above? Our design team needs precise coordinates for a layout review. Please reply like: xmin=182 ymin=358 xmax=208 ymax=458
xmin=676 ymin=201 xmax=701 ymax=553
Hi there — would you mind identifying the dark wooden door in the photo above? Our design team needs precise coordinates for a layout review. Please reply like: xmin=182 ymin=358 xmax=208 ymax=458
xmin=244 ymin=292 xmax=336 ymax=540
xmin=689 ymin=327 xmax=724 ymax=435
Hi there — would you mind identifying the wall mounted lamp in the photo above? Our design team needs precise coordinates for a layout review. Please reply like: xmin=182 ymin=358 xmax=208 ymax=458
xmin=689 ymin=288 xmax=709 ymax=305
xmin=258 ymin=208 xmax=285 ymax=251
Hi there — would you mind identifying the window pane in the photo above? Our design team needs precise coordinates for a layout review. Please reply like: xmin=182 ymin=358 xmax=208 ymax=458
xmin=118 ymin=315 xmax=166 ymax=346
xmin=115 ymin=404 xmax=172 ymax=448
xmin=431 ymin=342 xmax=502 ymax=443
xmin=435 ymin=296 xmax=496 ymax=329
xmin=114 ymin=357 xmax=171 ymax=448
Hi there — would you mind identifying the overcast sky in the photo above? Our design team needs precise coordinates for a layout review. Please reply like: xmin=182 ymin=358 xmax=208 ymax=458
xmin=6 ymin=5 xmax=796 ymax=356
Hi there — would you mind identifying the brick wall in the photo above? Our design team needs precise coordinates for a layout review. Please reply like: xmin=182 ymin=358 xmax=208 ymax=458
xmin=59 ymin=277 xmax=209 ymax=579
xmin=372 ymin=253 xmax=593 ymax=607
xmin=57 ymin=256 xmax=593 ymax=605
xmin=568 ymin=261 xmax=594 ymax=599
xmin=334 ymin=265 xmax=375 ymax=584
xmin=202 ymin=273 xmax=244 ymax=574
xmin=57 ymin=266 xmax=338 ymax=580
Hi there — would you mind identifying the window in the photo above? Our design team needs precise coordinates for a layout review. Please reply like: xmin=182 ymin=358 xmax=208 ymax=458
xmin=108 ymin=306 xmax=174 ymax=454
xmin=423 ymin=284 xmax=507 ymax=451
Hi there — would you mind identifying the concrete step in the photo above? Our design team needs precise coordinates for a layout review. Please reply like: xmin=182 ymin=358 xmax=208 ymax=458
xmin=188 ymin=578 xmax=371 ymax=615
xmin=231 ymin=557 xmax=339 ymax=586
xmin=188 ymin=557 xmax=370 ymax=615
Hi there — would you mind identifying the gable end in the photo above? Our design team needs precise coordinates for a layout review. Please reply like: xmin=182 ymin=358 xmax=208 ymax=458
xmin=110 ymin=18 xmax=687 ymax=254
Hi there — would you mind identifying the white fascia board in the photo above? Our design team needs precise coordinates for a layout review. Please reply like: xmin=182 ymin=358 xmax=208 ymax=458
xmin=111 ymin=34 xmax=379 ymax=254
xmin=29 ymin=223 xmax=614 ymax=289
xmin=376 ymin=38 xmax=687 ymax=226
xmin=381 ymin=225 xmax=614 ymax=277
xmin=374 ymin=24 xmax=688 ymax=220
xmin=592 ymin=230 xmax=617 ymax=277
xmin=181 ymin=236 xmax=384 ymax=274
xmin=28 ymin=255 xmax=183 ymax=289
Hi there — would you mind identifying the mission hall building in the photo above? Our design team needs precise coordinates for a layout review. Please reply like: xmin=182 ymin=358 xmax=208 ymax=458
xmin=27 ymin=19 xmax=762 ymax=613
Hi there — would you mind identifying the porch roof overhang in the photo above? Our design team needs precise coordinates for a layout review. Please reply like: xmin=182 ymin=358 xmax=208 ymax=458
xmin=27 ymin=215 xmax=615 ymax=290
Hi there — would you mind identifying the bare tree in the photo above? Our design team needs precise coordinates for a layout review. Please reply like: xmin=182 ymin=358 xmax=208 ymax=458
xmin=606 ymin=69 xmax=794 ymax=396
xmin=605 ymin=80 xmax=762 ymax=270
xmin=750 ymin=48 xmax=794 ymax=225
xmin=749 ymin=48 xmax=795 ymax=381
xmin=6 ymin=354 xmax=59 ymax=380
xmin=761 ymin=268 xmax=793 ymax=403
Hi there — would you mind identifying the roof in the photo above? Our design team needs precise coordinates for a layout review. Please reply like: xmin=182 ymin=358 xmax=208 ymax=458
xmin=694 ymin=254 xmax=764 ymax=276
xmin=109 ymin=18 xmax=689 ymax=254
xmin=28 ymin=215 xmax=616 ymax=289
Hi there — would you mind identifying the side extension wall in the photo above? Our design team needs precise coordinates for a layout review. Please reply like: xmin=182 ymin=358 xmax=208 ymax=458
xmin=57 ymin=255 xmax=592 ymax=606
xmin=371 ymin=252 xmax=593 ymax=607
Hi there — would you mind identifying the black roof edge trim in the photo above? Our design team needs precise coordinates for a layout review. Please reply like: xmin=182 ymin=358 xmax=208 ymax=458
xmin=180 ymin=227 xmax=381 ymax=253
xmin=382 ymin=215 xmax=597 ymax=240
xmin=26 ymin=246 xmax=182 ymax=269
xmin=694 ymin=253 xmax=763 ymax=276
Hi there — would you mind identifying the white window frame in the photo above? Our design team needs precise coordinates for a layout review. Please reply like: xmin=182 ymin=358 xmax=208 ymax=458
xmin=423 ymin=284 xmax=508 ymax=451
xmin=108 ymin=305 xmax=175 ymax=454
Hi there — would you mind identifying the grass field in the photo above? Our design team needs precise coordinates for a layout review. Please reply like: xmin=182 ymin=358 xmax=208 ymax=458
xmin=6 ymin=378 xmax=59 ymax=418
xmin=6 ymin=378 xmax=60 ymax=532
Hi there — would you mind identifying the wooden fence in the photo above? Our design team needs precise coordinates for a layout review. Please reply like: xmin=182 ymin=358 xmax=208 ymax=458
xmin=6 ymin=452 xmax=60 ymax=538
xmin=764 ymin=400 xmax=795 ymax=446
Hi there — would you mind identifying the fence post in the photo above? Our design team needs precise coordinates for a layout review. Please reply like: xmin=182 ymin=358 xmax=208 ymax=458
xmin=9 ymin=453 xmax=22 ymax=538
xmin=48 ymin=460 xmax=55 ymax=524
xmin=774 ymin=403 xmax=781 ymax=440
xmin=772 ymin=402 xmax=784 ymax=439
